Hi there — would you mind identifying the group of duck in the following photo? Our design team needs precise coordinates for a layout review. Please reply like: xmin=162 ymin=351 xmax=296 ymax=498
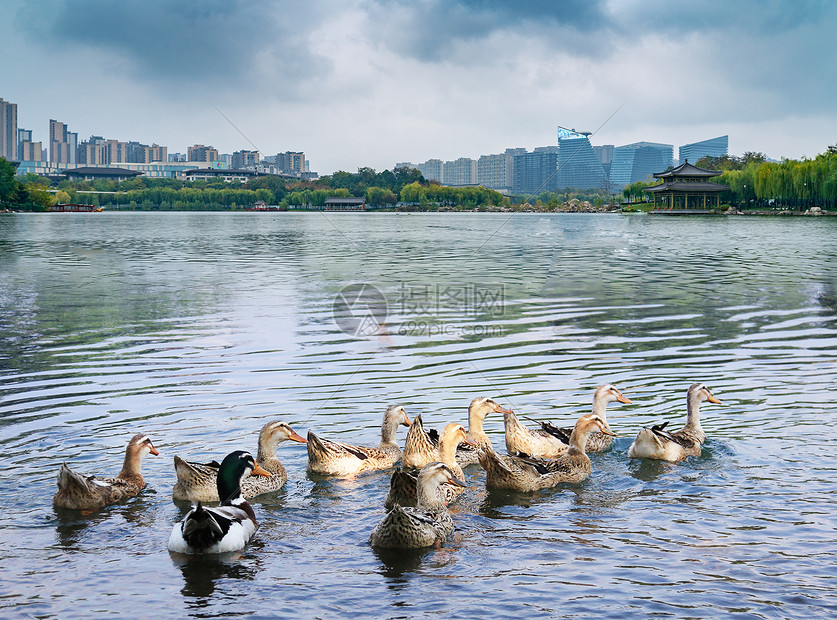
xmin=52 ymin=382 xmax=722 ymax=554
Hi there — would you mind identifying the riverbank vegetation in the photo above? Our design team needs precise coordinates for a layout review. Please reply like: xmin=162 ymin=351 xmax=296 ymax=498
xmin=3 ymin=144 xmax=837 ymax=212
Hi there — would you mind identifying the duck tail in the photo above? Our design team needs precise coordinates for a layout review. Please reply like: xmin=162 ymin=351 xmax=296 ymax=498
xmin=181 ymin=503 xmax=229 ymax=548
xmin=385 ymin=468 xmax=418 ymax=510
xmin=56 ymin=462 xmax=91 ymax=493
xmin=477 ymin=447 xmax=513 ymax=475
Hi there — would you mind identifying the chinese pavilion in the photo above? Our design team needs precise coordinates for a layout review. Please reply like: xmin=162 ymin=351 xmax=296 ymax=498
xmin=643 ymin=161 xmax=728 ymax=213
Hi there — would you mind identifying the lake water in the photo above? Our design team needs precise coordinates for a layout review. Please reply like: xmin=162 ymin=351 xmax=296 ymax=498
xmin=1 ymin=211 xmax=836 ymax=618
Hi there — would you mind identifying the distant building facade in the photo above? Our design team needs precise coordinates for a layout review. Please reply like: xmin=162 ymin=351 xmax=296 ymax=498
xmin=679 ymin=135 xmax=728 ymax=163
xmin=50 ymin=119 xmax=77 ymax=165
xmin=443 ymin=157 xmax=477 ymax=187
xmin=555 ymin=126 xmax=607 ymax=191
xmin=1 ymin=97 xmax=18 ymax=160
xmin=188 ymin=144 xmax=219 ymax=162
xmin=17 ymin=128 xmax=43 ymax=162
xmin=609 ymin=141 xmax=674 ymax=189
xmin=477 ymin=150 xmax=517 ymax=193
xmin=232 ymin=150 xmax=260 ymax=169
xmin=512 ymin=150 xmax=558 ymax=195
xmin=274 ymin=151 xmax=306 ymax=174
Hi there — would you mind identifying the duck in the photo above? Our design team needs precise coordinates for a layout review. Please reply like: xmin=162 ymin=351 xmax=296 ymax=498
xmin=628 ymin=383 xmax=722 ymax=461
xmin=385 ymin=420 xmax=476 ymax=509
xmin=306 ymin=405 xmax=411 ymax=476
xmin=479 ymin=414 xmax=615 ymax=492
xmin=370 ymin=462 xmax=467 ymax=549
xmin=53 ymin=433 xmax=159 ymax=512
xmin=168 ymin=450 xmax=270 ymax=554
xmin=518 ymin=385 xmax=632 ymax=454
xmin=503 ymin=409 xmax=569 ymax=459
xmin=456 ymin=396 xmax=513 ymax=467
xmin=172 ymin=420 xmax=307 ymax=502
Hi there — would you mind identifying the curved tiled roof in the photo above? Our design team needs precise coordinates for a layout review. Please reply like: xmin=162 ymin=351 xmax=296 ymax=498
xmin=643 ymin=181 xmax=729 ymax=192
xmin=654 ymin=161 xmax=722 ymax=178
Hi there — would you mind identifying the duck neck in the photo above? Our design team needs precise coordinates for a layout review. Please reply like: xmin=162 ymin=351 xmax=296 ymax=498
xmin=416 ymin=479 xmax=447 ymax=510
xmin=468 ymin=405 xmax=487 ymax=438
xmin=591 ymin=397 xmax=610 ymax=420
xmin=438 ymin=436 xmax=458 ymax=468
xmin=566 ymin=426 xmax=591 ymax=456
xmin=117 ymin=448 xmax=143 ymax=480
xmin=380 ymin=413 xmax=400 ymax=447
xmin=684 ymin=394 xmax=704 ymax=435
xmin=217 ymin=473 xmax=244 ymax=506
xmin=256 ymin=433 xmax=278 ymax=463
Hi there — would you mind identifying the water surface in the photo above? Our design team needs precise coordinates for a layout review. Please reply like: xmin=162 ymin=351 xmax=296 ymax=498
xmin=1 ymin=212 xmax=836 ymax=618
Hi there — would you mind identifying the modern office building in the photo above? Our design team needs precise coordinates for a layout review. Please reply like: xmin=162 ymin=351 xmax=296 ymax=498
xmin=49 ymin=119 xmax=77 ymax=165
xmin=1 ymin=97 xmax=18 ymax=160
xmin=609 ymin=141 xmax=674 ymax=189
xmin=187 ymin=144 xmax=219 ymax=162
xmin=679 ymin=135 xmax=728 ymax=163
xmin=593 ymin=145 xmax=614 ymax=178
xmin=512 ymin=149 xmax=558 ymax=195
xmin=555 ymin=126 xmax=607 ymax=191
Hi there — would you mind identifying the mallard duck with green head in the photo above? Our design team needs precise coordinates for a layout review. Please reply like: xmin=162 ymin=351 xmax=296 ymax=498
xmin=168 ymin=450 xmax=270 ymax=554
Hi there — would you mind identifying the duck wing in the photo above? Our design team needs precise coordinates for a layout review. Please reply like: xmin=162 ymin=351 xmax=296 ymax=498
xmin=308 ymin=432 xmax=370 ymax=461
xmin=538 ymin=421 xmax=572 ymax=445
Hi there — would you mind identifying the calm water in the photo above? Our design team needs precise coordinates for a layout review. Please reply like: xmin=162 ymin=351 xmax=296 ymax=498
xmin=1 ymin=212 xmax=836 ymax=619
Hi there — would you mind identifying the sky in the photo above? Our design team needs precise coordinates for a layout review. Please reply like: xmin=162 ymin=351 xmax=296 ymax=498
xmin=2 ymin=0 xmax=836 ymax=175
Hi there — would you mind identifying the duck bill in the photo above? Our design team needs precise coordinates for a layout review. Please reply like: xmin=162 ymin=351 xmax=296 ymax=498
xmin=707 ymin=394 xmax=722 ymax=405
xmin=495 ymin=405 xmax=513 ymax=415
xmin=288 ymin=431 xmax=308 ymax=444
xmin=462 ymin=436 xmax=478 ymax=447
xmin=445 ymin=475 xmax=468 ymax=488
xmin=149 ymin=445 xmax=160 ymax=456
xmin=402 ymin=415 xmax=412 ymax=427
xmin=600 ymin=420 xmax=618 ymax=436
xmin=251 ymin=463 xmax=272 ymax=477
xmin=616 ymin=393 xmax=632 ymax=405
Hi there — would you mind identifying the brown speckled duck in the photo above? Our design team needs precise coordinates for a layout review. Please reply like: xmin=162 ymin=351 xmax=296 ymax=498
xmin=385 ymin=421 xmax=475 ymax=509
xmin=457 ymin=397 xmax=513 ymax=467
xmin=307 ymin=405 xmax=411 ymax=477
xmin=479 ymin=414 xmax=614 ymax=492
xmin=520 ymin=385 xmax=632 ymax=454
xmin=172 ymin=420 xmax=307 ymax=502
xmin=53 ymin=433 xmax=159 ymax=512
xmin=370 ymin=462 xmax=466 ymax=549
xmin=503 ymin=409 xmax=568 ymax=458
xmin=628 ymin=383 xmax=722 ymax=462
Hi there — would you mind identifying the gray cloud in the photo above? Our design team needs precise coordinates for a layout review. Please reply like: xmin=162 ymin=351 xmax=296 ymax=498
xmin=19 ymin=0 xmax=332 ymax=95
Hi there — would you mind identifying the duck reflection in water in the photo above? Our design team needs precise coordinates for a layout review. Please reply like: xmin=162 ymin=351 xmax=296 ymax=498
xmin=372 ymin=544 xmax=457 ymax=582
xmin=172 ymin=549 xmax=259 ymax=600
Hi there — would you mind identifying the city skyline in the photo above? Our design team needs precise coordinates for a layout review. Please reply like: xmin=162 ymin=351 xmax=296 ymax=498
xmin=2 ymin=1 xmax=835 ymax=175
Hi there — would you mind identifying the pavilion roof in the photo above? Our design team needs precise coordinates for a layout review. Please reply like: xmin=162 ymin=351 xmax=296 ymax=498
xmin=643 ymin=181 xmax=729 ymax=193
xmin=654 ymin=161 xmax=722 ymax=179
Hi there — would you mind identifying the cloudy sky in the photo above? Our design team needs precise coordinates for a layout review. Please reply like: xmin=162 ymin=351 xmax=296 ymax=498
xmin=2 ymin=0 xmax=835 ymax=174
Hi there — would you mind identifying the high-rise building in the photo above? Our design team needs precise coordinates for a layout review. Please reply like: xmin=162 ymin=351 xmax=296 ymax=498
xmin=232 ymin=150 xmax=260 ymax=169
xmin=274 ymin=151 xmax=305 ymax=173
xmin=609 ymin=141 xmax=674 ymax=189
xmin=77 ymin=136 xmax=109 ymax=165
xmin=555 ymin=126 xmax=607 ymax=191
xmin=50 ymin=119 xmax=77 ymax=164
xmin=144 ymin=144 xmax=167 ymax=163
xmin=0 ymin=98 xmax=18 ymax=161
xmin=17 ymin=128 xmax=43 ymax=162
xmin=442 ymin=157 xmax=477 ymax=187
xmin=187 ymin=144 xmax=219 ymax=162
xmin=477 ymin=150 xmax=518 ymax=193
xmin=679 ymin=135 xmax=728 ymax=163
xmin=512 ymin=150 xmax=558 ymax=195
